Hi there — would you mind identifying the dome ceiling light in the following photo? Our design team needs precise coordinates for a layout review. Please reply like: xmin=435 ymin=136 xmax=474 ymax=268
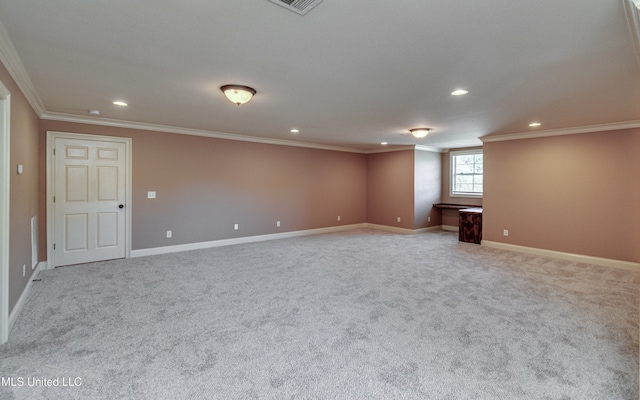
xmin=409 ymin=128 xmax=432 ymax=139
xmin=220 ymin=85 xmax=256 ymax=105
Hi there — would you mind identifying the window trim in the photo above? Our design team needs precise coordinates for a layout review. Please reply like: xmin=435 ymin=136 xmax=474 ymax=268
xmin=450 ymin=149 xmax=483 ymax=198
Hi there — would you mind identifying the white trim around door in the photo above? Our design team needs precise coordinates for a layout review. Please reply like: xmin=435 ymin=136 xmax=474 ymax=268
xmin=0 ymin=80 xmax=10 ymax=344
xmin=46 ymin=131 xmax=132 ymax=269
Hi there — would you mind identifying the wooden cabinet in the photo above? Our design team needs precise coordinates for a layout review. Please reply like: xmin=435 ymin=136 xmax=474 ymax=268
xmin=459 ymin=208 xmax=482 ymax=244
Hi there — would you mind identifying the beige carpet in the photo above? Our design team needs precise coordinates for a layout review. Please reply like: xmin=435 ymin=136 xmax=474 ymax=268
xmin=1 ymin=229 xmax=638 ymax=399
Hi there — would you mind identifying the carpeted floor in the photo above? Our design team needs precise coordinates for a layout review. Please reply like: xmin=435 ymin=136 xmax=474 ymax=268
xmin=1 ymin=229 xmax=638 ymax=399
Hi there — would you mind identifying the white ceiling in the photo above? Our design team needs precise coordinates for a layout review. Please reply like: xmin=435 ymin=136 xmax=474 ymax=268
xmin=0 ymin=0 xmax=639 ymax=151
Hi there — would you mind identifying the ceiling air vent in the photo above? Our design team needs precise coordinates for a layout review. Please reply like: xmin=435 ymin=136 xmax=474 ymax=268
xmin=267 ymin=0 xmax=323 ymax=15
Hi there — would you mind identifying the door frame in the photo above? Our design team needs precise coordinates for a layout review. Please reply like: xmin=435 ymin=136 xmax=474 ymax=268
xmin=0 ymin=80 xmax=10 ymax=344
xmin=46 ymin=131 xmax=132 ymax=268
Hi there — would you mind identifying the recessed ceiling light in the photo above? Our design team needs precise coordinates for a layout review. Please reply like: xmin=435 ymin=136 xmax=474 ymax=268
xmin=529 ymin=122 xmax=541 ymax=127
xmin=113 ymin=101 xmax=128 ymax=106
xmin=451 ymin=89 xmax=468 ymax=96
xmin=290 ymin=129 xmax=300 ymax=133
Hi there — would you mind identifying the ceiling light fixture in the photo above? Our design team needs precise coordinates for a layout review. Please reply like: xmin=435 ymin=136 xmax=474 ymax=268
xmin=381 ymin=142 xmax=388 ymax=145
xmin=409 ymin=128 xmax=432 ymax=139
xmin=113 ymin=101 xmax=128 ymax=106
xmin=290 ymin=129 xmax=300 ymax=133
xmin=451 ymin=89 xmax=468 ymax=96
xmin=220 ymin=85 xmax=256 ymax=105
xmin=529 ymin=122 xmax=541 ymax=127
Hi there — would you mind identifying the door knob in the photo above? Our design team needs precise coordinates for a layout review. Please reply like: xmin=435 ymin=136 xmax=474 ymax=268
xmin=118 ymin=204 xmax=124 ymax=209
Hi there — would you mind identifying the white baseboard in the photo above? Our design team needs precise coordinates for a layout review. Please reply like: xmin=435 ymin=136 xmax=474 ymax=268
xmin=131 ymin=223 xmax=450 ymax=258
xmin=365 ymin=223 xmax=443 ymax=234
xmin=442 ymin=225 xmax=458 ymax=232
xmin=131 ymin=223 xmax=368 ymax=258
xmin=8 ymin=261 xmax=46 ymax=334
xmin=415 ymin=225 xmax=445 ymax=234
xmin=481 ymin=240 xmax=640 ymax=272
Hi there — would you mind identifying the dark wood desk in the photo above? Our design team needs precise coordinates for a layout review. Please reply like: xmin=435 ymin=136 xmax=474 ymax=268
xmin=459 ymin=208 xmax=482 ymax=244
xmin=433 ymin=203 xmax=479 ymax=210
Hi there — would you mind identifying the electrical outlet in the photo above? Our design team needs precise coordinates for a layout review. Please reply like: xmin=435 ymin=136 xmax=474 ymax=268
xmin=22 ymin=264 xmax=26 ymax=277
xmin=427 ymin=217 xmax=431 ymax=222
xmin=397 ymin=217 xmax=401 ymax=223
xmin=337 ymin=216 xmax=341 ymax=221
xmin=503 ymin=229 xmax=509 ymax=237
xmin=234 ymin=224 xmax=239 ymax=230
xmin=277 ymin=221 xmax=281 ymax=227
xmin=147 ymin=191 xmax=156 ymax=199
xmin=166 ymin=230 xmax=172 ymax=238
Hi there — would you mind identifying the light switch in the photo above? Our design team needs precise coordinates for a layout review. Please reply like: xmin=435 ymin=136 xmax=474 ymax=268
xmin=17 ymin=164 xmax=23 ymax=174
xmin=147 ymin=191 xmax=156 ymax=199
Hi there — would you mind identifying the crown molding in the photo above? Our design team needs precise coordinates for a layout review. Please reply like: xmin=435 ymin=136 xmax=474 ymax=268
xmin=480 ymin=120 xmax=640 ymax=143
xmin=365 ymin=145 xmax=415 ymax=154
xmin=0 ymin=20 xmax=46 ymax=117
xmin=42 ymin=112 xmax=453 ymax=154
xmin=41 ymin=112 xmax=368 ymax=154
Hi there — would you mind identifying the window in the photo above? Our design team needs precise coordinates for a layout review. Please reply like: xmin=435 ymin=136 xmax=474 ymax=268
xmin=451 ymin=149 xmax=483 ymax=197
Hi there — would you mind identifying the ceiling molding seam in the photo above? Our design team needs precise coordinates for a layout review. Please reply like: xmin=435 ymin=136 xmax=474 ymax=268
xmin=480 ymin=120 xmax=640 ymax=143
xmin=415 ymin=145 xmax=446 ymax=154
xmin=41 ymin=112 xmax=367 ymax=154
xmin=365 ymin=145 xmax=416 ymax=155
xmin=0 ymin=20 xmax=46 ymax=117
xmin=623 ymin=0 xmax=640 ymax=68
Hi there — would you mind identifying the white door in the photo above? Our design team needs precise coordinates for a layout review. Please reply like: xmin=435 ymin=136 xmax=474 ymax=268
xmin=53 ymin=137 xmax=127 ymax=266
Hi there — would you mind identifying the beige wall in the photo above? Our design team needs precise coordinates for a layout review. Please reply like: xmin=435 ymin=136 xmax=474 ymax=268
xmin=365 ymin=148 xmax=443 ymax=231
xmin=414 ymin=150 xmax=442 ymax=229
xmin=0 ymin=61 xmax=41 ymax=312
xmin=440 ymin=147 xmax=483 ymax=227
xmin=366 ymin=150 xmax=415 ymax=229
xmin=483 ymin=128 xmax=640 ymax=263
xmin=39 ymin=121 xmax=368 ymax=252
xmin=32 ymin=115 xmax=640 ymax=271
